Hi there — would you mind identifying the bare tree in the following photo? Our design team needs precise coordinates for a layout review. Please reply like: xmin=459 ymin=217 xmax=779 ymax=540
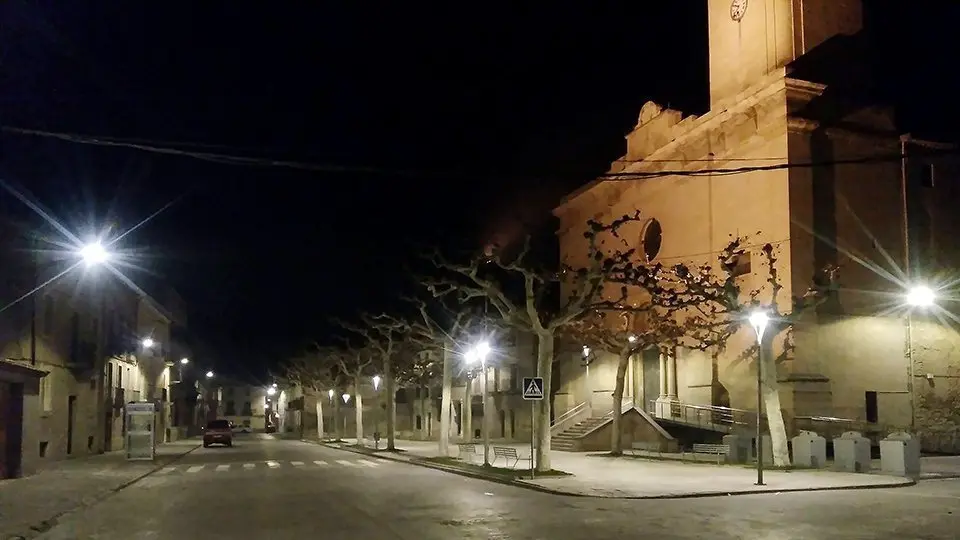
xmin=334 ymin=344 xmax=376 ymax=446
xmin=340 ymin=315 xmax=407 ymax=450
xmin=668 ymin=240 xmax=839 ymax=466
xmin=282 ymin=347 xmax=343 ymax=441
xmin=427 ymin=212 xmax=647 ymax=471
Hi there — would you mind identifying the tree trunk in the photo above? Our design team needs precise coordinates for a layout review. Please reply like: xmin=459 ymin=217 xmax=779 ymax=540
xmin=762 ymin=361 xmax=791 ymax=466
xmin=610 ymin=347 xmax=631 ymax=456
xmin=534 ymin=332 xmax=555 ymax=472
xmin=385 ymin=358 xmax=397 ymax=450
xmin=439 ymin=347 xmax=453 ymax=456
xmin=354 ymin=377 xmax=364 ymax=446
xmin=419 ymin=387 xmax=428 ymax=440
xmin=333 ymin=394 xmax=341 ymax=440
xmin=315 ymin=394 xmax=325 ymax=441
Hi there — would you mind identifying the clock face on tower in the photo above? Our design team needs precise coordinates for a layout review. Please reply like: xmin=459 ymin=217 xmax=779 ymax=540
xmin=730 ymin=0 xmax=748 ymax=21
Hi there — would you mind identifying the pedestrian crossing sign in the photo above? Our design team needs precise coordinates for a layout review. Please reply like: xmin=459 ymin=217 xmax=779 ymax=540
xmin=522 ymin=377 xmax=544 ymax=400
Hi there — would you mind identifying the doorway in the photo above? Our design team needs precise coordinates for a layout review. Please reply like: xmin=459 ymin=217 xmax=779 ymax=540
xmin=67 ymin=395 xmax=77 ymax=455
xmin=641 ymin=348 xmax=661 ymax=410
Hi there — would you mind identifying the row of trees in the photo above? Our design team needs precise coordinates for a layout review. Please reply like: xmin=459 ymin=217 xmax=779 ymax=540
xmin=283 ymin=211 xmax=839 ymax=470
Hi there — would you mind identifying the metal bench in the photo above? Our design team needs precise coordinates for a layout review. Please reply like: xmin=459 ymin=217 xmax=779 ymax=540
xmin=457 ymin=443 xmax=478 ymax=462
xmin=492 ymin=446 xmax=531 ymax=468
xmin=691 ymin=443 xmax=729 ymax=464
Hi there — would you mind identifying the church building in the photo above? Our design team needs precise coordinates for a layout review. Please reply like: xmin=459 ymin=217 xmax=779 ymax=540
xmin=550 ymin=0 xmax=960 ymax=454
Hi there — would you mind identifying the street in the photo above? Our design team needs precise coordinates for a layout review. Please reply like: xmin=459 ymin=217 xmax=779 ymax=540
xmin=36 ymin=434 xmax=960 ymax=539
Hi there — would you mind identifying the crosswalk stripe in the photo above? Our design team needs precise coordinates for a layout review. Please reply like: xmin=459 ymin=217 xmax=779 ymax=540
xmin=243 ymin=463 xmax=255 ymax=469
xmin=356 ymin=459 xmax=379 ymax=468
xmin=313 ymin=460 xmax=328 ymax=466
xmin=266 ymin=460 xmax=280 ymax=468
xmin=291 ymin=461 xmax=304 ymax=466
xmin=186 ymin=465 xmax=204 ymax=473
xmin=157 ymin=467 xmax=176 ymax=474
xmin=216 ymin=464 xmax=230 ymax=472
xmin=336 ymin=460 xmax=358 ymax=467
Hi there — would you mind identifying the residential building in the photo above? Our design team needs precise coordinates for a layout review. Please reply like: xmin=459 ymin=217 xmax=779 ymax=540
xmin=210 ymin=378 xmax=273 ymax=432
xmin=551 ymin=0 xmax=960 ymax=452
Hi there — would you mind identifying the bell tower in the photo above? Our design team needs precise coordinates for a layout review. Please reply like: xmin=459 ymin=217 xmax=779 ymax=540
xmin=708 ymin=0 xmax=863 ymax=108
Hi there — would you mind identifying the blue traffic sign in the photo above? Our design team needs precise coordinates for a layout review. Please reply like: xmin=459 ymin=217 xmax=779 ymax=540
xmin=522 ymin=377 xmax=544 ymax=400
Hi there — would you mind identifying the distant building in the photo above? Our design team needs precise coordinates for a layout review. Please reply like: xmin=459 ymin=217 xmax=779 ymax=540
xmin=209 ymin=378 xmax=274 ymax=432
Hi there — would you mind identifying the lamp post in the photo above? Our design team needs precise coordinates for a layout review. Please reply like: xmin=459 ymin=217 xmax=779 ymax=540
xmin=342 ymin=393 xmax=351 ymax=435
xmin=79 ymin=240 xmax=111 ymax=453
xmin=372 ymin=375 xmax=382 ymax=448
xmin=749 ymin=311 xmax=769 ymax=486
xmin=465 ymin=341 xmax=492 ymax=466
xmin=581 ymin=345 xmax=595 ymax=414
xmin=905 ymin=285 xmax=935 ymax=432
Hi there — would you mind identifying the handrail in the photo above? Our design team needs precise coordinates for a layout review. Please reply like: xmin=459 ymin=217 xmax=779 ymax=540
xmin=648 ymin=399 xmax=766 ymax=432
xmin=552 ymin=402 xmax=586 ymax=427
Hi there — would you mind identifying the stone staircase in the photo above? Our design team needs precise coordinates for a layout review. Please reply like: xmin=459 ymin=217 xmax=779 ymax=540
xmin=551 ymin=416 xmax=611 ymax=451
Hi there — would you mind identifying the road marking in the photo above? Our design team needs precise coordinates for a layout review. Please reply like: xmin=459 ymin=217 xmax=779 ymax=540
xmin=157 ymin=467 xmax=176 ymax=474
xmin=376 ymin=458 xmax=391 ymax=463
xmin=291 ymin=461 xmax=305 ymax=466
xmin=186 ymin=465 xmax=204 ymax=473
xmin=313 ymin=460 xmax=328 ymax=466
xmin=336 ymin=460 xmax=358 ymax=467
xmin=216 ymin=464 xmax=230 ymax=472
xmin=357 ymin=459 xmax=379 ymax=468
xmin=243 ymin=463 xmax=255 ymax=469
xmin=266 ymin=460 xmax=280 ymax=468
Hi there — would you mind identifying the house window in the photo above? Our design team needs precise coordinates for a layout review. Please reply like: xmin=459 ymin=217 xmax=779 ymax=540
xmin=865 ymin=391 xmax=878 ymax=423
xmin=226 ymin=401 xmax=236 ymax=415
xmin=39 ymin=372 xmax=53 ymax=413
xmin=734 ymin=253 xmax=752 ymax=277
xmin=416 ymin=415 xmax=422 ymax=430
xmin=920 ymin=163 xmax=935 ymax=188
xmin=242 ymin=402 xmax=252 ymax=416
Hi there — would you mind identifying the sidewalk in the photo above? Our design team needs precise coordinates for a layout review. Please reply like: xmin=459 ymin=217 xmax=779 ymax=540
xmin=0 ymin=439 xmax=201 ymax=540
xmin=321 ymin=438 xmax=918 ymax=499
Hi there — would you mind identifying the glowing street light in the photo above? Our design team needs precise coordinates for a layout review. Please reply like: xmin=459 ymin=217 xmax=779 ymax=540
xmin=180 ymin=357 xmax=189 ymax=365
xmin=79 ymin=241 xmax=109 ymax=266
xmin=141 ymin=337 xmax=155 ymax=349
xmin=907 ymin=285 xmax=935 ymax=308
xmin=581 ymin=345 xmax=591 ymax=357
xmin=748 ymin=310 xmax=769 ymax=486
xmin=465 ymin=341 xmax=492 ymax=466
xmin=342 ymin=393 xmax=351 ymax=404
xmin=205 ymin=370 xmax=214 ymax=379
xmin=266 ymin=386 xmax=277 ymax=396
xmin=372 ymin=374 xmax=382 ymax=391
xmin=627 ymin=335 xmax=637 ymax=343
xmin=327 ymin=389 xmax=334 ymax=401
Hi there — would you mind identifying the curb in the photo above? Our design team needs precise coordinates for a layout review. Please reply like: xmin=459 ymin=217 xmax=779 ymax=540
xmin=11 ymin=442 xmax=202 ymax=540
xmin=310 ymin=440 xmax=919 ymax=500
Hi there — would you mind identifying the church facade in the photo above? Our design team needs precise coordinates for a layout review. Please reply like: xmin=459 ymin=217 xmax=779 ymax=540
xmin=551 ymin=0 xmax=960 ymax=452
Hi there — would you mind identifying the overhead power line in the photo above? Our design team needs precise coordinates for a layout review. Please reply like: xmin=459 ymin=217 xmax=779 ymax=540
xmin=2 ymin=125 xmax=957 ymax=182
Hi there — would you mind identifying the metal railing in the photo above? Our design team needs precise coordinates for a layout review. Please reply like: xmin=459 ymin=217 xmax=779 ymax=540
xmin=647 ymin=400 xmax=766 ymax=432
xmin=550 ymin=402 xmax=589 ymax=436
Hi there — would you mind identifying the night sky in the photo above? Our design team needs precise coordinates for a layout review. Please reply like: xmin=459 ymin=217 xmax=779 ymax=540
xmin=0 ymin=3 xmax=957 ymax=379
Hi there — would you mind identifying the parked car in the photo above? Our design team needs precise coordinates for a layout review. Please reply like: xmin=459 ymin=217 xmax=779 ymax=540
xmin=203 ymin=419 xmax=233 ymax=447
xmin=231 ymin=421 xmax=251 ymax=434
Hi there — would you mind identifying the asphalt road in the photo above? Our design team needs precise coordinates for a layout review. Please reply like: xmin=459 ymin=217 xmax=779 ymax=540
xmin=35 ymin=434 xmax=960 ymax=539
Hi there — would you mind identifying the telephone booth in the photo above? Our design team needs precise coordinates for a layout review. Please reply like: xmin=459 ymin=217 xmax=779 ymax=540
xmin=125 ymin=401 xmax=156 ymax=461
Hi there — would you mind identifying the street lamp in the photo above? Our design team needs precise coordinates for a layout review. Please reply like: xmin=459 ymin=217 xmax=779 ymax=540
xmin=79 ymin=241 xmax=110 ymax=266
xmin=465 ymin=341 xmax=492 ymax=466
xmin=907 ymin=285 xmax=935 ymax=308
xmin=628 ymin=335 xmax=637 ymax=343
xmin=581 ymin=345 xmax=595 ymax=414
xmin=748 ymin=310 xmax=769 ymax=486
xmin=327 ymin=389 xmax=334 ymax=401
xmin=267 ymin=386 xmax=277 ymax=396
xmin=180 ymin=358 xmax=189 ymax=365
xmin=141 ymin=337 xmax=155 ymax=349
xmin=205 ymin=370 xmax=214 ymax=379
xmin=372 ymin=374 xmax=381 ymax=391
xmin=372 ymin=374 xmax=383 ymax=448
xmin=905 ymin=285 xmax=935 ymax=432
xmin=342 ymin=393 xmax=350 ymax=404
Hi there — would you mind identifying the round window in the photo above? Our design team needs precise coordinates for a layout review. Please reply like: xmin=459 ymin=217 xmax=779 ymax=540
xmin=641 ymin=218 xmax=663 ymax=262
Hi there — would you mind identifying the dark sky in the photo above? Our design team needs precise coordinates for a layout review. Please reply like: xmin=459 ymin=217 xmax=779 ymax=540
xmin=0 ymin=3 xmax=956 ymax=378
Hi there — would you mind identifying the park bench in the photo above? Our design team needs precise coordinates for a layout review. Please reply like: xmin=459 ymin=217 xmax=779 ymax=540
xmin=457 ymin=443 xmax=478 ymax=462
xmin=492 ymin=446 xmax=531 ymax=468
xmin=690 ymin=443 xmax=729 ymax=464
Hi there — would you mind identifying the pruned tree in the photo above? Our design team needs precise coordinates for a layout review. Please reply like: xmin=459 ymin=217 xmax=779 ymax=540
xmin=282 ymin=346 xmax=345 ymax=441
xmin=341 ymin=314 xmax=407 ymax=450
xmin=667 ymin=239 xmax=839 ymax=466
xmin=427 ymin=211 xmax=648 ymax=471
xmin=334 ymin=343 xmax=377 ymax=446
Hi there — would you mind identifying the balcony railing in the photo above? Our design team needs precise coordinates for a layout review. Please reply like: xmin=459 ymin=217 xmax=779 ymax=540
xmin=647 ymin=400 xmax=766 ymax=433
